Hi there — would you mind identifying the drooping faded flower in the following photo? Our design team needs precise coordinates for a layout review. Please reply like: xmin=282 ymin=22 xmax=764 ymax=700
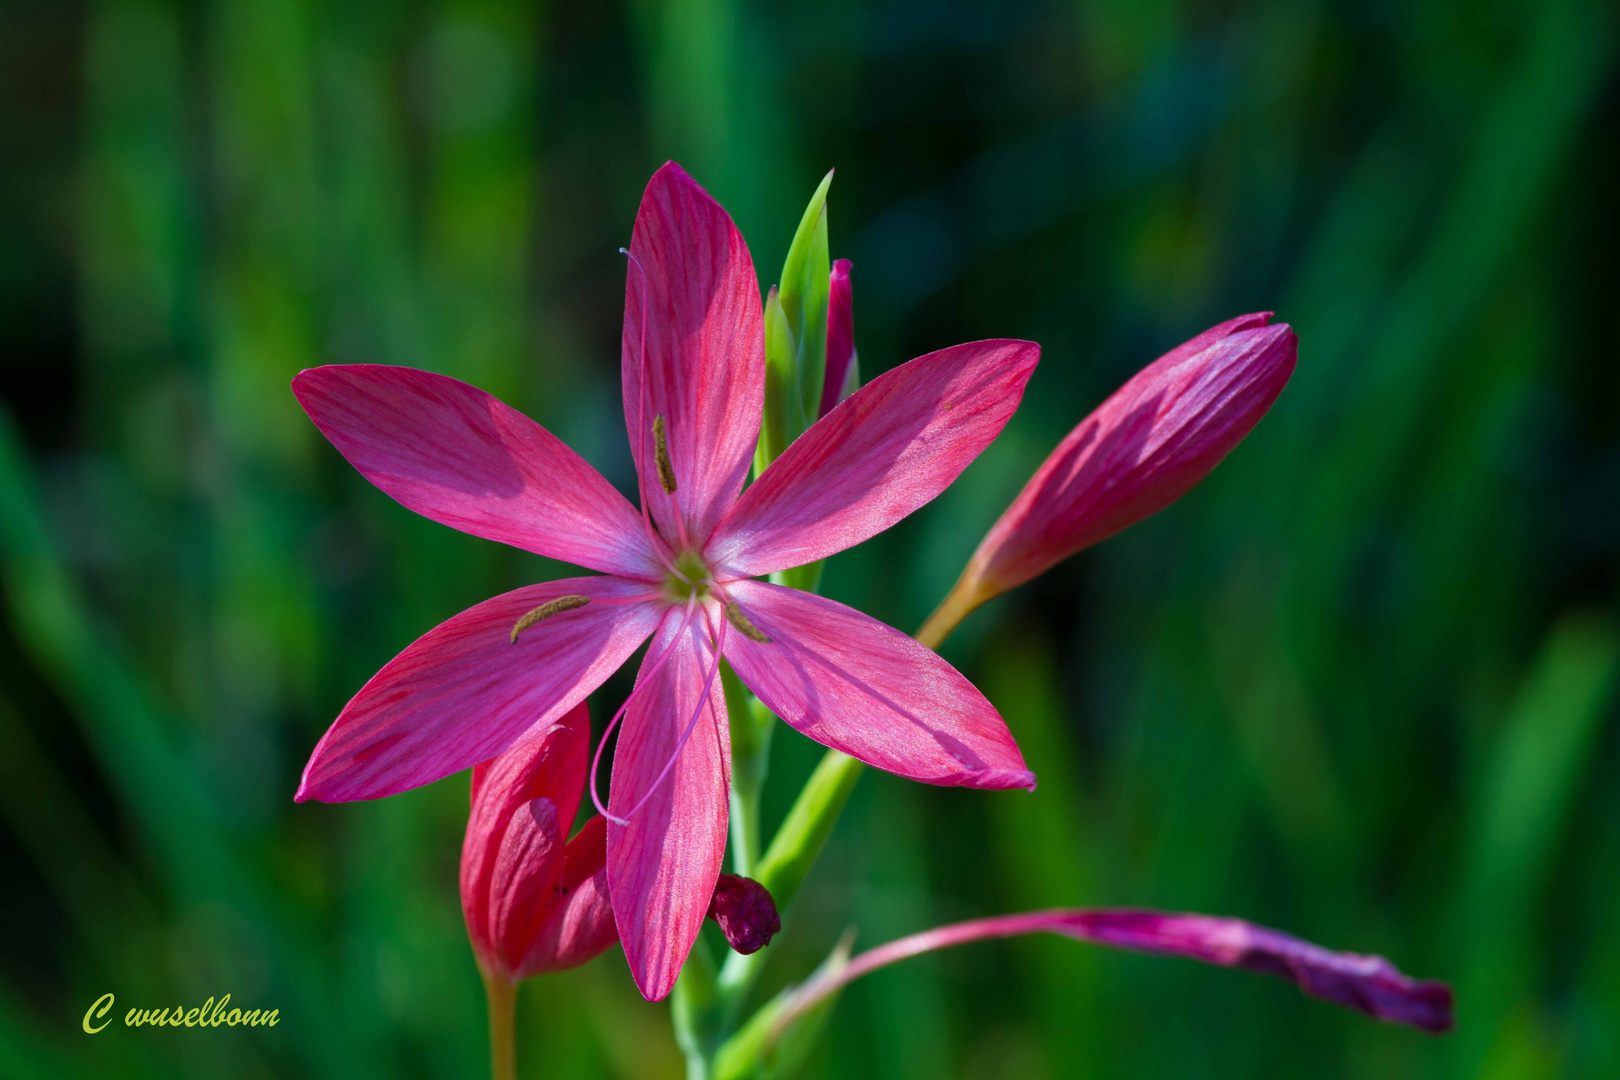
xmin=293 ymin=162 xmax=1039 ymax=1000
xmin=708 ymin=874 xmax=781 ymax=955
xmin=769 ymin=908 xmax=1452 ymax=1040
xmin=924 ymin=314 xmax=1295 ymax=635
xmin=461 ymin=702 xmax=616 ymax=982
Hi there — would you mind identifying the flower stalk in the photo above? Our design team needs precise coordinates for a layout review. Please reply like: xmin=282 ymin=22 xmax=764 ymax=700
xmin=480 ymin=972 xmax=517 ymax=1080
xmin=722 ymin=665 xmax=772 ymax=878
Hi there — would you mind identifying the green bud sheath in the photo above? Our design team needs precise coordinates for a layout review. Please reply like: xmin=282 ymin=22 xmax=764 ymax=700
xmin=755 ymin=286 xmax=796 ymax=476
xmin=754 ymin=171 xmax=833 ymax=478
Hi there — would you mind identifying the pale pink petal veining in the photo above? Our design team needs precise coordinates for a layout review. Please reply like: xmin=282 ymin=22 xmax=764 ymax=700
xmin=607 ymin=610 xmax=733 ymax=1001
xmin=721 ymin=580 xmax=1034 ymax=789
xmin=622 ymin=162 xmax=765 ymax=547
xmin=297 ymin=577 xmax=663 ymax=803
xmin=709 ymin=339 xmax=1038 ymax=577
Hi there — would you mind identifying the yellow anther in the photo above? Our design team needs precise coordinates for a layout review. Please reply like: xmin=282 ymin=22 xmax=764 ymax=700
xmin=653 ymin=415 xmax=677 ymax=494
xmin=725 ymin=602 xmax=771 ymax=643
xmin=510 ymin=595 xmax=591 ymax=643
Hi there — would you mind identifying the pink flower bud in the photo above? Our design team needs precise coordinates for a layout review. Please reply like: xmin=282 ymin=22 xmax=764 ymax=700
xmin=967 ymin=313 xmax=1295 ymax=595
xmin=818 ymin=259 xmax=857 ymax=418
xmin=460 ymin=703 xmax=617 ymax=982
xmin=707 ymin=874 xmax=781 ymax=954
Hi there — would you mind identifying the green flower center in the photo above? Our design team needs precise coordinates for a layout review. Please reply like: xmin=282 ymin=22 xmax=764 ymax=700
xmin=664 ymin=550 xmax=712 ymax=604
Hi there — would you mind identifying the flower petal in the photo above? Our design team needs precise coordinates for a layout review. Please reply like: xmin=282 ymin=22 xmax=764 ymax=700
xmin=720 ymin=581 xmax=1033 ymax=789
xmin=294 ymin=364 xmax=658 ymax=580
xmin=520 ymin=816 xmax=619 ymax=976
xmin=468 ymin=700 xmax=592 ymax=824
xmin=607 ymin=609 xmax=732 ymax=1001
xmin=963 ymin=315 xmax=1295 ymax=594
xmin=622 ymin=162 xmax=764 ymax=547
xmin=708 ymin=339 xmax=1038 ymax=578
xmin=483 ymin=797 xmax=565 ymax=974
xmin=297 ymin=577 xmax=663 ymax=802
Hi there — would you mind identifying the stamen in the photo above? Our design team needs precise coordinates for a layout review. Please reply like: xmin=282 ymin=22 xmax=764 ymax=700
xmin=725 ymin=601 xmax=771 ymax=643
xmin=653 ymin=415 xmax=678 ymax=494
xmin=510 ymin=595 xmax=591 ymax=643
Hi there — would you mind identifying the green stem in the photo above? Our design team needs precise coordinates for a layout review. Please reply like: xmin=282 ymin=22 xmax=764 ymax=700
xmin=672 ymin=939 xmax=720 ymax=1080
xmin=724 ymin=666 xmax=772 ymax=877
xmin=915 ymin=571 xmax=993 ymax=652
xmin=481 ymin=972 xmax=517 ymax=1080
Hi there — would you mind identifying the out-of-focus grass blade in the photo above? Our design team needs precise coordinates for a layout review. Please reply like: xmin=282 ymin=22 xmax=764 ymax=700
xmin=1451 ymin=616 xmax=1619 ymax=1077
xmin=1184 ymin=0 xmax=1614 ymax=887
xmin=0 ymin=986 xmax=114 ymax=1080
xmin=850 ymin=784 xmax=951 ymax=1080
xmin=0 ymin=692 xmax=158 ymax=983
xmin=0 ymin=409 xmax=364 ymax=1078
xmin=1278 ymin=0 xmax=1615 ymax=629
xmin=978 ymin=632 xmax=1100 ymax=1069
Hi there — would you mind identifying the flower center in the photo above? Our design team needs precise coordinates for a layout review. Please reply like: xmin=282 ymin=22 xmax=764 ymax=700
xmin=664 ymin=550 xmax=712 ymax=604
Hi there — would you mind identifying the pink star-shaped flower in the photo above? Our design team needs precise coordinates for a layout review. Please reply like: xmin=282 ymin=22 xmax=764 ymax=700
xmin=292 ymin=162 xmax=1039 ymax=999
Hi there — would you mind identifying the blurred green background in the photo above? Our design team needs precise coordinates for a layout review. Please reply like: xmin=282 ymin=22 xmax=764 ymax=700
xmin=3 ymin=0 xmax=1618 ymax=1076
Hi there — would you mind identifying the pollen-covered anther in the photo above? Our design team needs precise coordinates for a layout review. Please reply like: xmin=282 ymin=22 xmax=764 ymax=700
xmin=510 ymin=595 xmax=591 ymax=643
xmin=653 ymin=415 xmax=677 ymax=494
xmin=725 ymin=601 xmax=771 ymax=643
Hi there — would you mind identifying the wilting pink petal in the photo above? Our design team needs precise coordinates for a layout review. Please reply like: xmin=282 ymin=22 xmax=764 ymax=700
xmin=964 ymin=315 xmax=1295 ymax=594
xmin=1052 ymin=910 xmax=1452 ymax=1032
xmin=720 ymin=581 xmax=1034 ymax=789
xmin=297 ymin=577 xmax=662 ymax=802
xmin=773 ymin=908 xmax=1453 ymax=1038
xmin=461 ymin=709 xmax=618 ymax=980
xmin=293 ymin=365 xmax=658 ymax=580
xmin=622 ymin=162 xmax=764 ymax=548
xmin=607 ymin=611 xmax=733 ymax=1001
xmin=709 ymin=339 xmax=1039 ymax=578
xmin=819 ymin=259 xmax=856 ymax=418
xmin=708 ymin=874 xmax=781 ymax=955
xmin=520 ymin=815 xmax=617 ymax=976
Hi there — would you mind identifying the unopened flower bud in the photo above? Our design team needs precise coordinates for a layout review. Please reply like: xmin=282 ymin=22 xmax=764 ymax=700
xmin=460 ymin=703 xmax=617 ymax=982
xmin=819 ymin=259 xmax=857 ymax=417
xmin=939 ymin=313 xmax=1295 ymax=624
